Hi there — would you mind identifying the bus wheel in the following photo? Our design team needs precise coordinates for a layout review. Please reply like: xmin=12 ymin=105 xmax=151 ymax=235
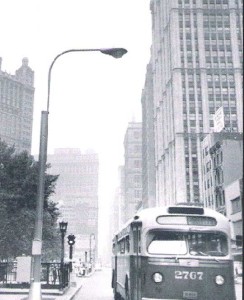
xmin=114 ymin=292 xmax=121 ymax=300
xmin=125 ymin=288 xmax=130 ymax=300
xmin=125 ymin=278 xmax=130 ymax=300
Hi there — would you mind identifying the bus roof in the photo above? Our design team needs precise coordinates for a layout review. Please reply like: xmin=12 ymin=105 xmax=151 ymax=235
xmin=114 ymin=205 xmax=231 ymax=238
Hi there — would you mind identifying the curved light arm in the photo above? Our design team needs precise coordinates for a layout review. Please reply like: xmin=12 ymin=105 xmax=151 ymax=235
xmin=47 ymin=48 xmax=127 ymax=111
xmin=28 ymin=46 xmax=126 ymax=300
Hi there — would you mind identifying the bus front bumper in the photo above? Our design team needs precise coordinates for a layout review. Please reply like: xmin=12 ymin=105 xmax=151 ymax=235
xmin=142 ymin=298 xmax=182 ymax=300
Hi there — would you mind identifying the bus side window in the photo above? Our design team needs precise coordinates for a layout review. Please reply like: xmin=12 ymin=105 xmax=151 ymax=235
xmin=120 ymin=239 xmax=125 ymax=254
xmin=138 ymin=229 xmax=141 ymax=253
xmin=126 ymin=236 xmax=130 ymax=253
xmin=133 ymin=228 xmax=141 ymax=254
xmin=133 ymin=229 xmax=138 ymax=253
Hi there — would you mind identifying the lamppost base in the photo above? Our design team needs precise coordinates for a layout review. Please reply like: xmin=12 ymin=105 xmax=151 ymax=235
xmin=28 ymin=282 xmax=42 ymax=300
xmin=70 ymin=271 xmax=77 ymax=287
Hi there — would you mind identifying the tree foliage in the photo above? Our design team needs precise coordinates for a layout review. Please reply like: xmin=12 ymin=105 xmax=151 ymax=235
xmin=0 ymin=140 xmax=60 ymax=260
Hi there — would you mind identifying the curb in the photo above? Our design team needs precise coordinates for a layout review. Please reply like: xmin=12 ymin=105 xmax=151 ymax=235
xmin=66 ymin=284 xmax=83 ymax=300
xmin=0 ymin=273 xmax=93 ymax=300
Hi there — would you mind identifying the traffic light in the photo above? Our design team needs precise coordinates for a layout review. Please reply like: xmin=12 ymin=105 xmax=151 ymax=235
xmin=67 ymin=234 xmax=76 ymax=246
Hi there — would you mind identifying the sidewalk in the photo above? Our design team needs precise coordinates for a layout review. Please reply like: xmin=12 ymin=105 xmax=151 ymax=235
xmin=0 ymin=273 xmax=85 ymax=300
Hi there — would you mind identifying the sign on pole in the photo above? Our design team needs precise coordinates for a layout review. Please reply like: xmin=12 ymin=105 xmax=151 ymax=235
xmin=213 ymin=106 xmax=225 ymax=132
xmin=16 ymin=256 xmax=31 ymax=283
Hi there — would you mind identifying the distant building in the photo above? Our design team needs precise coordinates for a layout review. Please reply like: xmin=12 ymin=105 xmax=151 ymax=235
xmin=141 ymin=61 xmax=156 ymax=208
xmin=111 ymin=166 xmax=125 ymax=234
xmin=225 ymin=178 xmax=243 ymax=261
xmin=123 ymin=122 xmax=142 ymax=222
xmin=201 ymin=132 xmax=243 ymax=259
xmin=148 ymin=0 xmax=243 ymax=205
xmin=47 ymin=148 xmax=99 ymax=261
xmin=107 ymin=166 xmax=125 ymax=266
xmin=202 ymin=132 xmax=243 ymax=213
xmin=0 ymin=57 xmax=35 ymax=153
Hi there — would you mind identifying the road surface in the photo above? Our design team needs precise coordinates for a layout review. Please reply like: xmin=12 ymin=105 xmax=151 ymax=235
xmin=73 ymin=267 xmax=242 ymax=300
xmin=73 ymin=267 xmax=113 ymax=300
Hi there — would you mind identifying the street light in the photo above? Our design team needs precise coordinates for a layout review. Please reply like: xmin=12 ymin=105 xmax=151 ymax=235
xmin=59 ymin=221 xmax=68 ymax=289
xmin=28 ymin=47 xmax=127 ymax=300
xmin=89 ymin=233 xmax=95 ymax=267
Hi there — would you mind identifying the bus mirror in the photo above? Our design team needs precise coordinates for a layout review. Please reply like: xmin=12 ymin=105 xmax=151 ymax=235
xmin=131 ymin=220 xmax=142 ymax=229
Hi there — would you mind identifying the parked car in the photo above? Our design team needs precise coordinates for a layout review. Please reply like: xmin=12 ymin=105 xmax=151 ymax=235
xmin=95 ymin=263 xmax=102 ymax=271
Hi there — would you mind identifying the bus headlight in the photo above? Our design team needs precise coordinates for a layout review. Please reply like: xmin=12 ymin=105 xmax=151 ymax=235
xmin=152 ymin=272 xmax=163 ymax=283
xmin=215 ymin=275 xmax=225 ymax=285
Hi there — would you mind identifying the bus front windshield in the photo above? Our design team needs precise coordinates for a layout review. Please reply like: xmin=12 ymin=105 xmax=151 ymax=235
xmin=147 ymin=231 xmax=228 ymax=257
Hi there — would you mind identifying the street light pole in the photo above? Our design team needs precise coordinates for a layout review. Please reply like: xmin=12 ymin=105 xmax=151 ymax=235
xmin=89 ymin=233 xmax=95 ymax=266
xmin=59 ymin=221 xmax=68 ymax=289
xmin=27 ymin=110 xmax=48 ymax=300
xmin=27 ymin=47 xmax=127 ymax=300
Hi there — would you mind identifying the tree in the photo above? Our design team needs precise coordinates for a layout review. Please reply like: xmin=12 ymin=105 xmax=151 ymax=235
xmin=0 ymin=140 xmax=60 ymax=260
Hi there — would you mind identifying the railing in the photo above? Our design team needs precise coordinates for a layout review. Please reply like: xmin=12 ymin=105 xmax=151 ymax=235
xmin=0 ymin=261 xmax=70 ymax=289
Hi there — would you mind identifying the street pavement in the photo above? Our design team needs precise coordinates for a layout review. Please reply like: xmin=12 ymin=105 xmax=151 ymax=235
xmin=0 ymin=270 xmax=242 ymax=300
xmin=72 ymin=267 xmax=113 ymax=300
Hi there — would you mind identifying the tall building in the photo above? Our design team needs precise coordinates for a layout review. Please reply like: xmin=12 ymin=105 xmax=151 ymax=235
xmin=123 ymin=122 xmax=143 ymax=222
xmin=47 ymin=148 xmax=99 ymax=261
xmin=141 ymin=61 xmax=156 ymax=208
xmin=0 ymin=57 xmax=35 ymax=153
xmin=148 ymin=0 xmax=243 ymax=205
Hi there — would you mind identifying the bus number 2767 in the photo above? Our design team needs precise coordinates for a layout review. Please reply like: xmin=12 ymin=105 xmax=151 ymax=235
xmin=175 ymin=271 xmax=203 ymax=280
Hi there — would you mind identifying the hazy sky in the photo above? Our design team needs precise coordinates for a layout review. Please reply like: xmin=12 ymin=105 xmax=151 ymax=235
xmin=1 ymin=0 xmax=152 ymax=253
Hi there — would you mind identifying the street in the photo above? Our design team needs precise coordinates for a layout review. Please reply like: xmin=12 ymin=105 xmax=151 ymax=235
xmin=73 ymin=267 xmax=113 ymax=300
xmin=73 ymin=267 xmax=242 ymax=300
xmin=0 ymin=269 xmax=241 ymax=300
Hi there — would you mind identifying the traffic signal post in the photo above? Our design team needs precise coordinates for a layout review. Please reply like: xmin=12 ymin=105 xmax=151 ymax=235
xmin=67 ymin=234 xmax=76 ymax=272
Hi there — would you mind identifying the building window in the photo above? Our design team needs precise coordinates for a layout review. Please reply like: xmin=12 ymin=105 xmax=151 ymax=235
xmin=231 ymin=196 xmax=241 ymax=214
xmin=134 ymin=145 xmax=141 ymax=152
xmin=216 ymin=189 xmax=225 ymax=207
xmin=206 ymin=161 xmax=211 ymax=172
xmin=134 ymin=131 xmax=140 ymax=139
xmin=204 ymin=146 xmax=209 ymax=156
xmin=134 ymin=175 xmax=141 ymax=187
xmin=134 ymin=160 xmax=141 ymax=168
xmin=216 ymin=168 xmax=224 ymax=185
xmin=134 ymin=189 xmax=141 ymax=199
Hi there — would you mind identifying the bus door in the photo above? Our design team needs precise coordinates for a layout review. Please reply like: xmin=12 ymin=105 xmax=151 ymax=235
xmin=112 ymin=236 xmax=118 ymax=296
xmin=131 ymin=221 xmax=142 ymax=300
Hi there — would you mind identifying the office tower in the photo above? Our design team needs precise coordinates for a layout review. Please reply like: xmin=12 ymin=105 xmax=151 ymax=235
xmin=0 ymin=57 xmax=35 ymax=153
xmin=47 ymin=148 xmax=99 ymax=261
xmin=123 ymin=122 xmax=142 ymax=222
xmin=141 ymin=61 xmax=156 ymax=208
xmin=149 ymin=0 xmax=243 ymax=205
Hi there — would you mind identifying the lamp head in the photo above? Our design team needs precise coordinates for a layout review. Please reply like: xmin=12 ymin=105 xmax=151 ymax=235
xmin=100 ymin=48 xmax=127 ymax=58
xmin=59 ymin=221 xmax=68 ymax=234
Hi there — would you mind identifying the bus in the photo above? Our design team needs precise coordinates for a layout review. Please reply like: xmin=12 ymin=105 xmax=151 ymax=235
xmin=112 ymin=205 xmax=236 ymax=300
